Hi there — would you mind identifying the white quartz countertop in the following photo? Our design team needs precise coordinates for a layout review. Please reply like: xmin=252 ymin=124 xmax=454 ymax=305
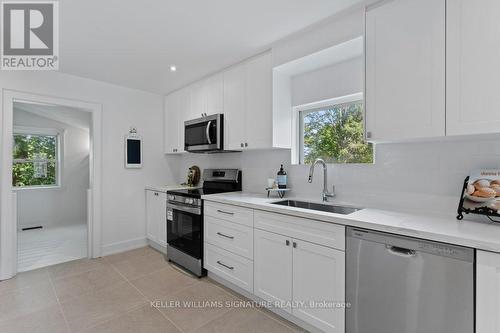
xmin=145 ymin=185 xmax=199 ymax=193
xmin=202 ymin=192 xmax=500 ymax=253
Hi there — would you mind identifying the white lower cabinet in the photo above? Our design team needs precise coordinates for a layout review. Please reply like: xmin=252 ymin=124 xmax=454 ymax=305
xmin=204 ymin=202 xmax=345 ymax=333
xmin=292 ymin=240 xmax=345 ymax=333
xmin=204 ymin=242 xmax=254 ymax=293
xmin=145 ymin=190 xmax=167 ymax=251
xmin=254 ymin=229 xmax=293 ymax=313
xmin=476 ymin=250 xmax=500 ymax=333
xmin=254 ymin=228 xmax=345 ymax=332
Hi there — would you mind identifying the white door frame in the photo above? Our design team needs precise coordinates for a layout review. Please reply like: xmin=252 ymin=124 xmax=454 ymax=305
xmin=0 ymin=89 xmax=103 ymax=279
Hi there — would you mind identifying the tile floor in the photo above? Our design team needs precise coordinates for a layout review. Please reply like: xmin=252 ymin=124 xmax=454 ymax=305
xmin=18 ymin=223 xmax=87 ymax=272
xmin=0 ymin=246 xmax=305 ymax=333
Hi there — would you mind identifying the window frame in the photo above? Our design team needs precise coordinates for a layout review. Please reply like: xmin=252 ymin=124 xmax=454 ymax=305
xmin=292 ymin=93 xmax=370 ymax=165
xmin=12 ymin=126 xmax=63 ymax=190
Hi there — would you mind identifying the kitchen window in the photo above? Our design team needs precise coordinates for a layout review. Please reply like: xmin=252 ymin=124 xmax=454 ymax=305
xmin=296 ymin=93 xmax=373 ymax=164
xmin=12 ymin=128 xmax=61 ymax=188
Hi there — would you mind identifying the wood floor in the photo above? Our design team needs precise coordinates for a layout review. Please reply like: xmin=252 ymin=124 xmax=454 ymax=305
xmin=0 ymin=246 xmax=304 ymax=333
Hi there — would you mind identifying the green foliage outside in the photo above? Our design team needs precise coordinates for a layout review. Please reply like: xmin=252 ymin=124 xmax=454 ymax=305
xmin=302 ymin=102 xmax=373 ymax=164
xmin=13 ymin=134 xmax=57 ymax=187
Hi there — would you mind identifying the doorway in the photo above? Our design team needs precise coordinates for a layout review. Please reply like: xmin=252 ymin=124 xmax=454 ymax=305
xmin=13 ymin=101 xmax=90 ymax=271
xmin=0 ymin=90 xmax=102 ymax=279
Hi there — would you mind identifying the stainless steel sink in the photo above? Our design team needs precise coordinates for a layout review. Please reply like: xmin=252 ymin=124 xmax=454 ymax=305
xmin=271 ymin=200 xmax=362 ymax=215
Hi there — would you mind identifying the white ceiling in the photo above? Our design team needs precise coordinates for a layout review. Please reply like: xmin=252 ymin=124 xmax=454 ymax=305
xmin=59 ymin=0 xmax=362 ymax=94
xmin=14 ymin=102 xmax=91 ymax=130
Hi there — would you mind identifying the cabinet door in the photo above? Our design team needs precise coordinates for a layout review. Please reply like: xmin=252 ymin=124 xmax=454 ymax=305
xmin=365 ymin=0 xmax=445 ymax=141
xmin=223 ymin=65 xmax=246 ymax=150
xmin=205 ymin=73 xmax=224 ymax=115
xmin=177 ymin=87 xmax=190 ymax=153
xmin=244 ymin=52 xmax=272 ymax=149
xmin=146 ymin=190 xmax=161 ymax=242
xmin=477 ymin=250 xmax=500 ymax=333
xmin=189 ymin=81 xmax=206 ymax=120
xmin=292 ymin=240 xmax=345 ymax=333
xmin=156 ymin=192 xmax=167 ymax=247
xmin=447 ymin=0 xmax=500 ymax=136
xmin=254 ymin=229 xmax=293 ymax=313
xmin=163 ymin=93 xmax=180 ymax=154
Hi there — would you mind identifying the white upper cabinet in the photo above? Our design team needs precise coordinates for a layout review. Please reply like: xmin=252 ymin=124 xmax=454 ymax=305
xmin=365 ymin=0 xmax=446 ymax=141
xmin=164 ymin=51 xmax=274 ymax=152
xmin=245 ymin=53 xmax=273 ymax=149
xmin=189 ymin=73 xmax=224 ymax=119
xmin=223 ymin=64 xmax=247 ymax=150
xmin=164 ymin=90 xmax=182 ymax=153
xmin=164 ymin=87 xmax=188 ymax=154
xmin=223 ymin=51 xmax=273 ymax=150
xmin=205 ymin=73 xmax=224 ymax=115
xmin=189 ymin=80 xmax=206 ymax=120
xmin=446 ymin=0 xmax=500 ymax=136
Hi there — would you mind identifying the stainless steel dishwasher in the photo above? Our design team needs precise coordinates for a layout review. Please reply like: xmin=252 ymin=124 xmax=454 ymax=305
xmin=346 ymin=227 xmax=474 ymax=333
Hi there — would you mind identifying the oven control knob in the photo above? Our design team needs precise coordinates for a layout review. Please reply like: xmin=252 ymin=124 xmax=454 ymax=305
xmin=185 ymin=198 xmax=194 ymax=205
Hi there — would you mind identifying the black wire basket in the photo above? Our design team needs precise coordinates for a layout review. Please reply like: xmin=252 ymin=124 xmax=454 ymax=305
xmin=457 ymin=176 xmax=500 ymax=222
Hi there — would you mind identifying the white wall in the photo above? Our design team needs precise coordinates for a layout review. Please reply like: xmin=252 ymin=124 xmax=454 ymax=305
xmin=291 ymin=57 xmax=363 ymax=106
xmin=0 ymin=71 xmax=174 ymax=255
xmin=13 ymin=109 xmax=89 ymax=229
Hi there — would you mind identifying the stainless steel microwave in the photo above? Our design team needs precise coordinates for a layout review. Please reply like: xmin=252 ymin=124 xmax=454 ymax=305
xmin=184 ymin=113 xmax=223 ymax=152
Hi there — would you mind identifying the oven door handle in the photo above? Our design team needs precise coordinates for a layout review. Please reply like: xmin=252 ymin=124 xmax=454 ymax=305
xmin=167 ymin=202 xmax=202 ymax=215
xmin=206 ymin=120 xmax=212 ymax=144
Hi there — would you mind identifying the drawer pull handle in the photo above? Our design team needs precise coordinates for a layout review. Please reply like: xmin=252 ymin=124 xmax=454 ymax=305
xmin=217 ymin=209 xmax=234 ymax=215
xmin=217 ymin=260 xmax=234 ymax=270
xmin=217 ymin=232 xmax=234 ymax=239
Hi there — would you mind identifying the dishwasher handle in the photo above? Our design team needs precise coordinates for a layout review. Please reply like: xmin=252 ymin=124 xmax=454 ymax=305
xmin=386 ymin=245 xmax=416 ymax=258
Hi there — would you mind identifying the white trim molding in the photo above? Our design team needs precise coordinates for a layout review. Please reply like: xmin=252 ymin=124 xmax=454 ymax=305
xmin=1 ymin=89 xmax=103 ymax=280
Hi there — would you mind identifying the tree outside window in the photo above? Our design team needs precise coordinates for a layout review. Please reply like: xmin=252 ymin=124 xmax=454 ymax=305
xmin=300 ymin=100 xmax=373 ymax=164
xmin=13 ymin=133 xmax=59 ymax=187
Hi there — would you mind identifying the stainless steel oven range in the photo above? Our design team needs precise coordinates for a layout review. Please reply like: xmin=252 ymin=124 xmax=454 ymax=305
xmin=166 ymin=169 xmax=242 ymax=276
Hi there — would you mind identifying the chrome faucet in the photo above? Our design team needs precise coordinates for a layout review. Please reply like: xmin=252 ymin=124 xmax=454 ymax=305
xmin=308 ymin=158 xmax=335 ymax=202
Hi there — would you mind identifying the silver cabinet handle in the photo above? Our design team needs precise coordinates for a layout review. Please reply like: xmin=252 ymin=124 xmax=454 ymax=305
xmin=217 ymin=232 xmax=234 ymax=239
xmin=206 ymin=120 xmax=212 ymax=144
xmin=217 ymin=260 xmax=234 ymax=270
xmin=293 ymin=241 xmax=297 ymax=248
xmin=286 ymin=240 xmax=290 ymax=246
xmin=217 ymin=209 xmax=234 ymax=215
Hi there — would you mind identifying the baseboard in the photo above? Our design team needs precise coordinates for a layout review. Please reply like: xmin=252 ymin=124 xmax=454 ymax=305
xmin=147 ymin=239 xmax=167 ymax=254
xmin=101 ymin=237 xmax=148 ymax=256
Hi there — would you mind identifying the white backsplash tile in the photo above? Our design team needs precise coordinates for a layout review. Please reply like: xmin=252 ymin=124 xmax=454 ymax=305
xmin=170 ymin=138 xmax=500 ymax=216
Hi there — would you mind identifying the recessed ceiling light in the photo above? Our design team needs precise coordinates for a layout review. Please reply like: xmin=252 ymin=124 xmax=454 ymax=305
xmin=170 ymin=65 xmax=177 ymax=72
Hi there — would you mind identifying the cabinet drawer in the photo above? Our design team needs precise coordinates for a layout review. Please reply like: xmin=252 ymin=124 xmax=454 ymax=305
xmin=205 ymin=216 xmax=253 ymax=259
xmin=254 ymin=211 xmax=345 ymax=251
xmin=204 ymin=242 xmax=253 ymax=293
xmin=204 ymin=202 xmax=253 ymax=227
